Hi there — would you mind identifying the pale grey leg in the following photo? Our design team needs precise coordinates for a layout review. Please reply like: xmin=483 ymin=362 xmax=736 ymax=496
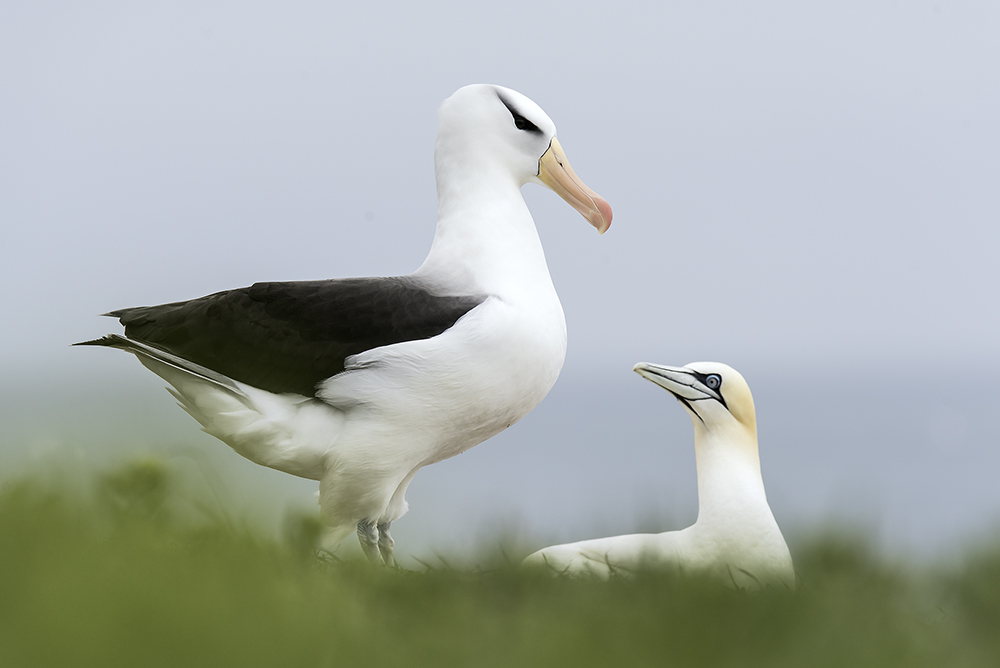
xmin=377 ymin=521 xmax=396 ymax=568
xmin=357 ymin=520 xmax=382 ymax=564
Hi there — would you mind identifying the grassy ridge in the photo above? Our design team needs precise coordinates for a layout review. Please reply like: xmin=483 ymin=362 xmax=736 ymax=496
xmin=1 ymin=460 xmax=998 ymax=667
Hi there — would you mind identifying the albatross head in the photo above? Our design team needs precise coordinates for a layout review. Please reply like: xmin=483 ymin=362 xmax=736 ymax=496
xmin=437 ymin=84 xmax=612 ymax=234
xmin=633 ymin=362 xmax=757 ymax=438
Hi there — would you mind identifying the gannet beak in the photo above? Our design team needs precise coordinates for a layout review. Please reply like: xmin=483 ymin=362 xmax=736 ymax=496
xmin=536 ymin=137 xmax=612 ymax=234
xmin=633 ymin=363 xmax=726 ymax=408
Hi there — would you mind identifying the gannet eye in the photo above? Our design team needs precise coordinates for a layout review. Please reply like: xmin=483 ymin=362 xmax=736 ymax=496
xmin=705 ymin=374 xmax=722 ymax=390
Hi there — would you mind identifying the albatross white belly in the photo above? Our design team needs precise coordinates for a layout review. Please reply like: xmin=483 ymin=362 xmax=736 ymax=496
xmin=316 ymin=293 xmax=567 ymax=531
xmin=322 ymin=294 xmax=567 ymax=455
xmin=78 ymin=83 xmax=610 ymax=566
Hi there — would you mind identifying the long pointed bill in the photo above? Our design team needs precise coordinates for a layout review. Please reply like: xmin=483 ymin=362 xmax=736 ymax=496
xmin=633 ymin=363 xmax=717 ymax=402
xmin=537 ymin=137 xmax=612 ymax=234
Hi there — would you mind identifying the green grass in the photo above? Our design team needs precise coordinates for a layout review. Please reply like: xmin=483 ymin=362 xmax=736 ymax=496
xmin=1 ymin=459 xmax=998 ymax=667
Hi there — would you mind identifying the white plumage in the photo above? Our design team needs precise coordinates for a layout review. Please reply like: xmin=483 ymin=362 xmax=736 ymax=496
xmin=525 ymin=362 xmax=794 ymax=590
xmin=79 ymin=84 xmax=611 ymax=565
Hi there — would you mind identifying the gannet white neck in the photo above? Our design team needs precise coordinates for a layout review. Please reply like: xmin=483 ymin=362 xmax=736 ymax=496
xmin=691 ymin=423 xmax=769 ymax=531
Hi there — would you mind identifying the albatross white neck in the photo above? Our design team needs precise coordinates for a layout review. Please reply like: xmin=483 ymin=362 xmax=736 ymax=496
xmin=417 ymin=157 xmax=555 ymax=297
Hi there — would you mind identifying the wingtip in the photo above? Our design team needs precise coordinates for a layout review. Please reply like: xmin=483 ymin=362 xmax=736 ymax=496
xmin=72 ymin=334 xmax=125 ymax=348
xmin=72 ymin=337 xmax=107 ymax=347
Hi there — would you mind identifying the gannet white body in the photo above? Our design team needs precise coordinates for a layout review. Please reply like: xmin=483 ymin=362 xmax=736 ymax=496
xmin=525 ymin=362 xmax=794 ymax=590
xmin=77 ymin=84 xmax=612 ymax=565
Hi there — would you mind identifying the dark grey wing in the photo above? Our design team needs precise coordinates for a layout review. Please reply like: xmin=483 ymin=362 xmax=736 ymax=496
xmin=88 ymin=277 xmax=487 ymax=396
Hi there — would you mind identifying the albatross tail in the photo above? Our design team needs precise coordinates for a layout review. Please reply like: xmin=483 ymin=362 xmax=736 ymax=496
xmin=75 ymin=334 xmax=340 ymax=481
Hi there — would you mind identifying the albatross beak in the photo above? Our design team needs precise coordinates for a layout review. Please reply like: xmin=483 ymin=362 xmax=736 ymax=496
xmin=537 ymin=137 xmax=613 ymax=234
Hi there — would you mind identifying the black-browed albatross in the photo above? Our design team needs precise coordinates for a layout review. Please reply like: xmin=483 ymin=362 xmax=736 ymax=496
xmin=78 ymin=84 xmax=612 ymax=566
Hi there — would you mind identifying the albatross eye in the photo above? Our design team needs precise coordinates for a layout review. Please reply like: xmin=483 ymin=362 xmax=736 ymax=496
xmin=498 ymin=94 xmax=543 ymax=134
xmin=705 ymin=374 xmax=722 ymax=390
xmin=512 ymin=113 xmax=540 ymax=133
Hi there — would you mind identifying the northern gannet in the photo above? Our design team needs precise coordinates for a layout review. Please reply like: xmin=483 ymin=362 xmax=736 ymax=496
xmin=525 ymin=362 xmax=794 ymax=589
xmin=77 ymin=84 xmax=612 ymax=565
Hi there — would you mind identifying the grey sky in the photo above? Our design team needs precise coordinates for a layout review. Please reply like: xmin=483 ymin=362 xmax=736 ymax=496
xmin=2 ymin=2 xmax=998 ymax=561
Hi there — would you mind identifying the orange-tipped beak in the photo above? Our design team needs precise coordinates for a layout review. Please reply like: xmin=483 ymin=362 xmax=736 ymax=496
xmin=537 ymin=137 xmax=612 ymax=234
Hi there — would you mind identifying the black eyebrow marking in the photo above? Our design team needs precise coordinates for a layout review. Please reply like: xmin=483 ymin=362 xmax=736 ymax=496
xmin=497 ymin=93 xmax=543 ymax=134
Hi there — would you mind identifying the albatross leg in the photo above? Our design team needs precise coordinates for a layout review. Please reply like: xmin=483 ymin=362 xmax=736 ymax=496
xmin=377 ymin=522 xmax=396 ymax=568
xmin=357 ymin=520 xmax=382 ymax=564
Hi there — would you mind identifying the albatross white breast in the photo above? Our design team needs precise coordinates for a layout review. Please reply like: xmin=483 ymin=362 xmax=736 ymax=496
xmin=77 ymin=84 xmax=612 ymax=566
xmin=524 ymin=362 xmax=794 ymax=590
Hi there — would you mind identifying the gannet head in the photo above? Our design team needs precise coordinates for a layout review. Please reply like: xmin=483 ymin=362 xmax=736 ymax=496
xmin=632 ymin=361 xmax=757 ymax=437
xmin=436 ymin=84 xmax=612 ymax=233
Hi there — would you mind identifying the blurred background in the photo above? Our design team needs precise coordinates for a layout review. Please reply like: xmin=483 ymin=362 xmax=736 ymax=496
xmin=2 ymin=1 xmax=998 ymax=565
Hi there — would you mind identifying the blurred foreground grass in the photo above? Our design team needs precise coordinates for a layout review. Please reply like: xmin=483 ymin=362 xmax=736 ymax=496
xmin=2 ymin=459 xmax=999 ymax=668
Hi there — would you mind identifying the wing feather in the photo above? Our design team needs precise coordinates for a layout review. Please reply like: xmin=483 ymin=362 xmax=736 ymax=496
xmin=105 ymin=277 xmax=486 ymax=396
